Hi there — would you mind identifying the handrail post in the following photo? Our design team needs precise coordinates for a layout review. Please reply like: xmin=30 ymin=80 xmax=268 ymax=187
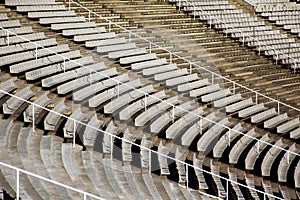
xmin=16 ymin=169 xmax=20 ymax=200
xmin=200 ymin=119 xmax=202 ymax=135
xmin=226 ymin=179 xmax=229 ymax=200
xmin=32 ymin=104 xmax=35 ymax=132
xmin=35 ymin=44 xmax=38 ymax=59
xmin=211 ymin=73 xmax=214 ymax=84
xmin=172 ymin=106 xmax=175 ymax=123
xmin=185 ymin=163 xmax=189 ymax=189
xmin=149 ymin=149 xmax=151 ymax=174
xmin=275 ymin=51 xmax=279 ymax=65
xmin=277 ymin=102 xmax=280 ymax=115
xmin=209 ymin=15 xmax=212 ymax=29
xmin=169 ymin=52 xmax=172 ymax=64
xmin=242 ymin=32 xmax=245 ymax=46
xmin=84 ymin=193 xmax=87 ymax=200
xmin=189 ymin=62 xmax=192 ymax=74
xmin=178 ymin=0 xmax=181 ymax=11
xmin=193 ymin=6 xmax=196 ymax=20
xmin=89 ymin=69 xmax=92 ymax=85
xmin=255 ymin=93 xmax=258 ymax=104
xmin=257 ymin=141 xmax=260 ymax=156
xmin=73 ymin=120 xmax=76 ymax=147
xmin=258 ymin=42 xmax=261 ymax=55
xmin=227 ymin=130 xmax=231 ymax=146
xmin=232 ymin=82 xmax=235 ymax=94
xmin=63 ymin=58 xmax=66 ymax=73
xmin=6 ymin=30 xmax=9 ymax=46
xmin=117 ymin=82 xmax=120 ymax=99
xmin=149 ymin=42 xmax=152 ymax=54
xmin=144 ymin=94 xmax=147 ymax=111
xmin=110 ymin=135 xmax=113 ymax=160
xmin=68 ymin=0 xmax=71 ymax=11
xmin=88 ymin=10 xmax=91 ymax=22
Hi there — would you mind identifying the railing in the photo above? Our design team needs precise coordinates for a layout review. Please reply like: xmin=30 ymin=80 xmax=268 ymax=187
xmin=61 ymin=0 xmax=300 ymax=157
xmin=1 ymin=0 xmax=299 ymax=160
xmin=0 ymin=25 xmax=299 ymax=159
xmin=66 ymin=0 xmax=300 ymax=115
xmin=0 ymin=89 xmax=284 ymax=200
xmin=0 ymin=159 xmax=105 ymax=200
xmin=0 ymin=1 xmax=298 ymax=197
xmin=244 ymin=0 xmax=256 ymax=6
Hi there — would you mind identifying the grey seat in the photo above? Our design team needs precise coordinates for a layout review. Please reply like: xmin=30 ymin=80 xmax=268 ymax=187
xmin=88 ymin=79 xmax=142 ymax=108
xmin=135 ymin=96 xmax=181 ymax=127
xmin=41 ymin=61 xmax=106 ymax=88
xmin=44 ymin=100 xmax=70 ymax=130
xmin=73 ymin=73 xmax=130 ymax=102
xmin=57 ymin=67 xmax=119 ymax=95
xmin=17 ymin=5 xmax=66 ymax=12
xmin=119 ymin=90 xmax=168 ymax=121
xmin=83 ymin=114 xmax=103 ymax=148
xmin=150 ymin=101 xmax=195 ymax=134
xmin=245 ymin=134 xmax=274 ymax=170
xmin=3 ymin=86 xmax=36 ymax=115
xmin=51 ymin=22 xmax=96 ymax=31
xmin=104 ymin=84 xmax=156 ymax=114
xmin=28 ymin=11 xmax=76 ymax=19
xmin=166 ymin=107 xmax=206 ymax=139
xmin=63 ymin=107 xmax=88 ymax=138
xmin=0 ymin=79 xmax=18 ymax=99
xmin=23 ymin=93 xmax=52 ymax=122
xmin=0 ymin=32 xmax=44 ymax=47
xmin=25 ymin=56 xmax=95 ymax=81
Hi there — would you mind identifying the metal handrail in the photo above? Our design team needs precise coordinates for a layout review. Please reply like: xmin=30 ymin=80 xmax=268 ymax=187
xmin=63 ymin=1 xmax=299 ymax=155
xmin=67 ymin=0 xmax=300 ymax=116
xmin=0 ymin=26 xmax=294 ymax=199
xmin=0 ymin=89 xmax=284 ymax=200
xmin=0 ymin=1 xmax=295 ymax=199
xmin=1 ymin=3 xmax=299 ymax=159
xmin=0 ymin=159 xmax=105 ymax=200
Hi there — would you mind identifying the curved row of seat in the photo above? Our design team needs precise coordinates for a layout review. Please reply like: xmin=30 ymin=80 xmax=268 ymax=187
xmin=0 ymin=0 xmax=299 ymax=199
xmin=1 ymin=116 xmax=211 ymax=200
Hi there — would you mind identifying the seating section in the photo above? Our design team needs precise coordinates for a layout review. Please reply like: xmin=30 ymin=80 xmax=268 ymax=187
xmin=172 ymin=0 xmax=300 ymax=69
xmin=0 ymin=1 xmax=298 ymax=200
xmin=256 ymin=1 xmax=300 ymax=38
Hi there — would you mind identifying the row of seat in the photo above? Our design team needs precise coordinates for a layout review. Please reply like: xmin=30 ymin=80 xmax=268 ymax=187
xmin=257 ymin=2 xmax=300 ymax=38
xmin=177 ymin=0 xmax=300 ymax=68
xmin=250 ymin=0 xmax=289 ymax=4
xmin=0 ymin=9 xmax=218 ymax=199
xmin=1 ymin=1 xmax=298 ymax=200
xmin=2 ymin=115 xmax=210 ymax=200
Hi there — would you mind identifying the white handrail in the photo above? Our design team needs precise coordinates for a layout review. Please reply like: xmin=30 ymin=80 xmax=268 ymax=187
xmin=66 ymin=0 xmax=300 ymax=115
xmin=62 ymin=1 xmax=300 ymax=157
xmin=244 ymin=0 xmax=256 ymax=6
xmin=0 ymin=160 xmax=105 ymax=200
xmin=0 ymin=2 xmax=294 ymax=200
xmin=0 ymin=89 xmax=284 ymax=200
xmin=1 ymin=26 xmax=298 ymax=160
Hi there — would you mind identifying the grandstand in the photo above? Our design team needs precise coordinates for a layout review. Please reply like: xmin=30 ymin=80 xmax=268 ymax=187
xmin=0 ymin=0 xmax=299 ymax=199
